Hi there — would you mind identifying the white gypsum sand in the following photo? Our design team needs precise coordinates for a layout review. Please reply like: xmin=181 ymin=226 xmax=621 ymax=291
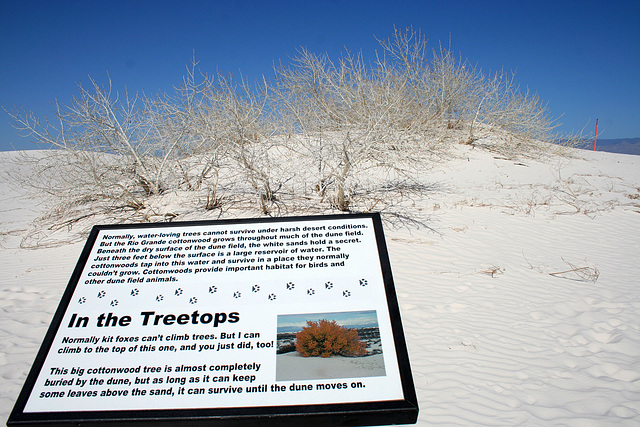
xmin=276 ymin=352 xmax=386 ymax=381
xmin=1 ymin=144 xmax=638 ymax=425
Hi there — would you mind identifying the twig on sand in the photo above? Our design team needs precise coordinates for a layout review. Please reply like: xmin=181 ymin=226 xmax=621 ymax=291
xmin=549 ymin=258 xmax=599 ymax=283
xmin=479 ymin=265 xmax=504 ymax=277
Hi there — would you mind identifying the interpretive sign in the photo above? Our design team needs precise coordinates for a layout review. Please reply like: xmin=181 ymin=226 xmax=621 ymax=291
xmin=8 ymin=213 xmax=418 ymax=426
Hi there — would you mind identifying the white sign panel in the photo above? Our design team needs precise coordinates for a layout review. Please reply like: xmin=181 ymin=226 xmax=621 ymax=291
xmin=9 ymin=214 xmax=417 ymax=426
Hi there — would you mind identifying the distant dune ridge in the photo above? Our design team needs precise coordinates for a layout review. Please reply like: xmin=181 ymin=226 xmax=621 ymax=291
xmin=593 ymin=138 xmax=640 ymax=155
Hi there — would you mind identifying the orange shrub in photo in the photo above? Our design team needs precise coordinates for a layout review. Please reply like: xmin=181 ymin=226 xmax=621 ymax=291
xmin=295 ymin=319 xmax=367 ymax=358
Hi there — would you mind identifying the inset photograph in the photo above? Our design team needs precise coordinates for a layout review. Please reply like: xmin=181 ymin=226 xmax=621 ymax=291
xmin=276 ymin=310 xmax=386 ymax=381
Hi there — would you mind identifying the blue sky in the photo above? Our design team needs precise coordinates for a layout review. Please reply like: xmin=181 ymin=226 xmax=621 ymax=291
xmin=278 ymin=310 xmax=379 ymax=333
xmin=1 ymin=0 xmax=638 ymax=151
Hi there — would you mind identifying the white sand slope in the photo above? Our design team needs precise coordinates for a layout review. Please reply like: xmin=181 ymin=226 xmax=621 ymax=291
xmin=1 ymin=145 xmax=638 ymax=425
xmin=276 ymin=352 xmax=386 ymax=381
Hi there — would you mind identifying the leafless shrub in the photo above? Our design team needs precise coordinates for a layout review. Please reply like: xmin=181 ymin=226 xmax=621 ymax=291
xmin=430 ymin=43 xmax=482 ymax=133
xmin=468 ymin=72 xmax=558 ymax=149
xmin=5 ymin=76 xmax=188 ymax=216
xmin=6 ymin=28 xmax=566 ymax=233
xmin=178 ymin=58 xmax=281 ymax=214
xmin=273 ymin=36 xmax=431 ymax=211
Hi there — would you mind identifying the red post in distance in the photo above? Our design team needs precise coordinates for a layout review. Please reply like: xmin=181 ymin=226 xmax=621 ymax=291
xmin=594 ymin=118 xmax=599 ymax=151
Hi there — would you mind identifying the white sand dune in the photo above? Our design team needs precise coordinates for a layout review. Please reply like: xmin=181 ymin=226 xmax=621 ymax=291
xmin=276 ymin=352 xmax=386 ymax=381
xmin=1 ymin=145 xmax=638 ymax=425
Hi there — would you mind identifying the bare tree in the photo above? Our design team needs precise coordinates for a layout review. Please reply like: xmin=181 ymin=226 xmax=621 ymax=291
xmin=182 ymin=65 xmax=280 ymax=214
xmin=274 ymin=46 xmax=422 ymax=211
xmin=375 ymin=26 xmax=438 ymax=134
xmin=6 ymin=77 xmax=164 ymax=211
xmin=5 ymin=27 xmax=563 ymax=231
xmin=465 ymin=68 xmax=558 ymax=150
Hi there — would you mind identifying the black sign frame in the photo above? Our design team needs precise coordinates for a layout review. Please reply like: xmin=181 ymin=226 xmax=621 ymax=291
xmin=8 ymin=213 xmax=418 ymax=426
